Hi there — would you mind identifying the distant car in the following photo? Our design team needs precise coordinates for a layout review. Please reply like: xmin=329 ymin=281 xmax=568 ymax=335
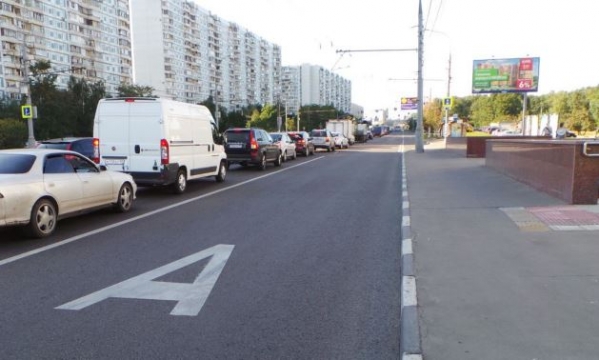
xmin=36 ymin=137 xmax=94 ymax=159
xmin=497 ymin=130 xmax=522 ymax=136
xmin=0 ymin=149 xmax=136 ymax=238
xmin=269 ymin=132 xmax=297 ymax=162
xmin=223 ymin=128 xmax=282 ymax=170
xmin=331 ymin=131 xmax=349 ymax=149
xmin=287 ymin=131 xmax=314 ymax=157
xmin=310 ymin=129 xmax=336 ymax=152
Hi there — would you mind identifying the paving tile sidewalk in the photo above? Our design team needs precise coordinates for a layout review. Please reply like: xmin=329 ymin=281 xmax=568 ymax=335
xmin=404 ymin=137 xmax=599 ymax=360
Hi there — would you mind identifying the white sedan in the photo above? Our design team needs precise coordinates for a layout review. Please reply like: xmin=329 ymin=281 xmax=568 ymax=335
xmin=0 ymin=149 xmax=137 ymax=238
xmin=331 ymin=131 xmax=349 ymax=149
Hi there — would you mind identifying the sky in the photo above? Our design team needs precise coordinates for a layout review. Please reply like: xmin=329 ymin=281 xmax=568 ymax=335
xmin=194 ymin=0 xmax=599 ymax=118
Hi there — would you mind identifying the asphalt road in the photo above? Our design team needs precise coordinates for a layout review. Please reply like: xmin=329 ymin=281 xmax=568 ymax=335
xmin=0 ymin=134 xmax=404 ymax=360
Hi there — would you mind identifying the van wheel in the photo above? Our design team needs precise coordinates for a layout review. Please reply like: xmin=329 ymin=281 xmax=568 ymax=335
xmin=25 ymin=199 xmax=57 ymax=238
xmin=274 ymin=152 xmax=282 ymax=167
xmin=258 ymin=154 xmax=267 ymax=171
xmin=216 ymin=161 xmax=226 ymax=182
xmin=114 ymin=183 xmax=134 ymax=212
xmin=173 ymin=169 xmax=187 ymax=194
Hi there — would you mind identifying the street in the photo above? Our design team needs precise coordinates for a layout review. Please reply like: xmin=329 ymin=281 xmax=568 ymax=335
xmin=0 ymin=135 xmax=404 ymax=359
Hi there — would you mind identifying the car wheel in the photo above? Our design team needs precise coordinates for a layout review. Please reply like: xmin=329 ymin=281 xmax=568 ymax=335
xmin=258 ymin=154 xmax=267 ymax=170
xmin=26 ymin=198 xmax=57 ymax=238
xmin=304 ymin=149 xmax=309 ymax=157
xmin=292 ymin=150 xmax=297 ymax=160
xmin=332 ymin=145 xmax=336 ymax=152
xmin=115 ymin=183 xmax=134 ymax=212
xmin=274 ymin=152 xmax=282 ymax=167
xmin=282 ymin=150 xmax=287 ymax=162
xmin=327 ymin=146 xmax=331 ymax=152
xmin=215 ymin=160 xmax=226 ymax=182
xmin=173 ymin=169 xmax=187 ymax=194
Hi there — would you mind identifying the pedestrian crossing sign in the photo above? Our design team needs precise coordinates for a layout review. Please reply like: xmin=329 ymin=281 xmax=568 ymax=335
xmin=443 ymin=97 xmax=453 ymax=110
xmin=21 ymin=105 xmax=33 ymax=119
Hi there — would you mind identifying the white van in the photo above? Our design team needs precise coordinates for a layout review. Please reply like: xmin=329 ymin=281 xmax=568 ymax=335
xmin=92 ymin=97 xmax=227 ymax=194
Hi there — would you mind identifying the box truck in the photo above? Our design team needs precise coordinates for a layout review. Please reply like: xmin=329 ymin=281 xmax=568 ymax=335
xmin=92 ymin=97 xmax=227 ymax=194
xmin=326 ymin=120 xmax=355 ymax=145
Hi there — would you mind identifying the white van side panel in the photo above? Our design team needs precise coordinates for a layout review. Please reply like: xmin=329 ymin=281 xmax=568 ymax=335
xmin=94 ymin=98 xmax=225 ymax=186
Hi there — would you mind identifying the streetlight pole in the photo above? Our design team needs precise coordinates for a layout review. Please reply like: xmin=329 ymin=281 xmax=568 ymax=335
xmin=21 ymin=44 xmax=36 ymax=148
xmin=415 ymin=0 xmax=425 ymax=153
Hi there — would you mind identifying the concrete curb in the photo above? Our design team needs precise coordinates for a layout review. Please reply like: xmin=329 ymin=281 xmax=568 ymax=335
xmin=399 ymin=139 xmax=423 ymax=360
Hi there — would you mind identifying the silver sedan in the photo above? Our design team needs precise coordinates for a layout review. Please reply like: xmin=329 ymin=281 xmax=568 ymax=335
xmin=0 ymin=149 xmax=137 ymax=238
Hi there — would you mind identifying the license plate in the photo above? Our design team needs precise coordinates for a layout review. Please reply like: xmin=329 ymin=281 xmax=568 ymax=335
xmin=104 ymin=158 xmax=125 ymax=165
xmin=229 ymin=144 xmax=243 ymax=149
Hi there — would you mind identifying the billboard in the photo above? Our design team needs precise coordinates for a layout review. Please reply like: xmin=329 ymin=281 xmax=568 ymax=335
xmin=472 ymin=57 xmax=540 ymax=94
xmin=400 ymin=97 xmax=418 ymax=110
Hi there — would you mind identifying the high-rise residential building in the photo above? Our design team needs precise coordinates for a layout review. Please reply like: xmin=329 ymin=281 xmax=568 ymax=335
xmin=282 ymin=64 xmax=351 ymax=114
xmin=130 ymin=0 xmax=281 ymax=110
xmin=0 ymin=0 xmax=133 ymax=100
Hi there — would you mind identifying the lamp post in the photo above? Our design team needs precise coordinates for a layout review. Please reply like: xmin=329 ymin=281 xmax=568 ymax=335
xmin=415 ymin=0 xmax=424 ymax=153
xmin=21 ymin=45 xmax=36 ymax=148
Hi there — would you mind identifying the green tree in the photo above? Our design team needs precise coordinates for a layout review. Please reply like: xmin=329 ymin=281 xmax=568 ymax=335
xmin=423 ymin=98 xmax=442 ymax=134
xmin=0 ymin=118 xmax=28 ymax=149
xmin=117 ymin=83 xmax=155 ymax=97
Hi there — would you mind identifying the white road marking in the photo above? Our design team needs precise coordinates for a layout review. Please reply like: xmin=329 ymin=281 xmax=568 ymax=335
xmin=402 ymin=238 xmax=413 ymax=255
xmin=56 ymin=244 xmax=234 ymax=316
xmin=402 ymin=276 xmax=417 ymax=307
xmin=0 ymin=157 xmax=324 ymax=268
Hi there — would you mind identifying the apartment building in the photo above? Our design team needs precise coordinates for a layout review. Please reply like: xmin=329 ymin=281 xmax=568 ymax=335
xmin=282 ymin=64 xmax=351 ymax=114
xmin=0 ymin=0 xmax=133 ymax=100
xmin=130 ymin=0 xmax=281 ymax=110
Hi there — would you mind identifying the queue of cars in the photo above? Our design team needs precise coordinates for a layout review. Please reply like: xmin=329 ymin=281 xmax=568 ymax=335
xmin=1 ymin=121 xmax=353 ymax=239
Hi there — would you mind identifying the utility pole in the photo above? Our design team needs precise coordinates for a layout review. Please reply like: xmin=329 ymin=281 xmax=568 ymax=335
xmin=444 ymin=53 xmax=452 ymax=144
xmin=21 ymin=44 xmax=36 ymax=148
xmin=415 ymin=0 xmax=425 ymax=153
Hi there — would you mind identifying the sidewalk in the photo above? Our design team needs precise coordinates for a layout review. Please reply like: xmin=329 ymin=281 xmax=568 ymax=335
xmin=403 ymin=137 xmax=599 ymax=360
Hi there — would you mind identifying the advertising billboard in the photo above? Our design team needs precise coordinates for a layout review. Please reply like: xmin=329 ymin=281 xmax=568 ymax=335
xmin=400 ymin=97 xmax=418 ymax=110
xmin=472 ymin=57 xmax=540 ymax=94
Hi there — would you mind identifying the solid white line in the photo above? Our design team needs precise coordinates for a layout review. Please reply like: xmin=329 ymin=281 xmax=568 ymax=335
xmin=0 ymin=157 xmax=324 ymax=268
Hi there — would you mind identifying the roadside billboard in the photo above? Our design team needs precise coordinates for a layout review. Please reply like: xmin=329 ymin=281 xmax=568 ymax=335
xmin=472 ymin=57 xmax=540 ymax=93
xmin=400 ymin=97 xmax=418 ymax=110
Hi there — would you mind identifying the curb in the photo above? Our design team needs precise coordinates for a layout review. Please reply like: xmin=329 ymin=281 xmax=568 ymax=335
xmin=399 ymin=139 xmax=423 ymax=360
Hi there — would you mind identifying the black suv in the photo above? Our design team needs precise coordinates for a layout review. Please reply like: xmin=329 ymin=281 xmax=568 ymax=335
xmin=36 ymin=137 xmax=94 ymax=159
xmin=223 ymin=128 xmax=282 ymax=170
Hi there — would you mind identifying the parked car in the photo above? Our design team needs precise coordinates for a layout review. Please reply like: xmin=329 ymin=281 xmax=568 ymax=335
xmin=331 ymin=131 xmax=349 ymax=149
xmin=269 ymin=132 xmax=297 ymax=162
xmin=0 ymin=149 xmax=137 ymax=238
xmin=287 ymin=131 xmax=315 ymax=157
xmin=310 ymin=129 xmax=336 ymax=152
xmin=36 ymin=137 xmax=94 ymax=159
xmin=223 ymin=128 xmax=282 ymax=170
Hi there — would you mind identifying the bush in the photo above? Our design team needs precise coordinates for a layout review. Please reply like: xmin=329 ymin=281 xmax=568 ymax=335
xmin=0 ymin=118 xmax=28 ymax=149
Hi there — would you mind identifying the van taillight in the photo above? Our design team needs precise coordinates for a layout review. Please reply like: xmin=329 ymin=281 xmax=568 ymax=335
xmin=92 ymin=138 xmax=100 ymax=163
xmin=160 ymin=139 xmax=169 ymax=164
xmin=249 ymin=132 xmax=258 ymax=150
xmin=125 ymin=98 xmax=135 ymax=103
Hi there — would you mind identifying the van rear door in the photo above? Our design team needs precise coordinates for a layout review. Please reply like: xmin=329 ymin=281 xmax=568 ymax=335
xmin=95 ymin=99 xmax=162 ymax=174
